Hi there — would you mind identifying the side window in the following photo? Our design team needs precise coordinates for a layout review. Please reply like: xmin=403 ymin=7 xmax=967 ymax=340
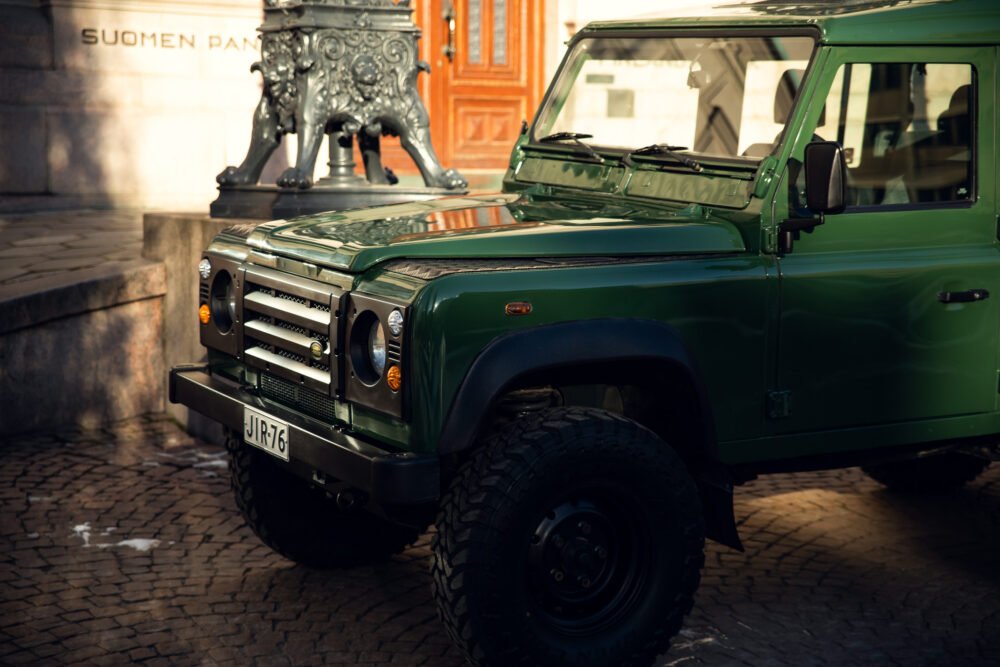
xmin=792 ymin=62 xmax=974 ymax=210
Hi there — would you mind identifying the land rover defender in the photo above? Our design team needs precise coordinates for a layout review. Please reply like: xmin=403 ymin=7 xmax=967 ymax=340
xmin=171 ymin=1 xmax=1000 ymax=664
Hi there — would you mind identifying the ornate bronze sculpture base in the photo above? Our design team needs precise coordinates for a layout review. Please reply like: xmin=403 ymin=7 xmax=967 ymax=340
xmin=212 ymin=0 xmax=467 ymax=220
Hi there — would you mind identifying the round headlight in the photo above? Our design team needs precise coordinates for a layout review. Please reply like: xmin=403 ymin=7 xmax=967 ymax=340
xmin=368 ymin=319 xmax=386 ymax=377
xmin=387 ymin=309 xmax=404 ymax=337
xmin=210 ymin=270 xmax=235 ymax=333
xmin=198 ymin=258 xmax=212 ymax=280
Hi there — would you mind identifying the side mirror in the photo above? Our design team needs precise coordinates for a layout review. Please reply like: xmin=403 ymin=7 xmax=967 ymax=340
xmin=804 ymin=141 xmax=847 ymax=214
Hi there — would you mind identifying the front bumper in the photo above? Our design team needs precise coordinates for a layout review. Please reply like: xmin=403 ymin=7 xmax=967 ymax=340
xmin=169 ymin=366 xmax=439 ymax=505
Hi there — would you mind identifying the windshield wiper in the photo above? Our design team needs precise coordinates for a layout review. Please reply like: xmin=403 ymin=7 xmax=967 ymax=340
xmin=622 ymin=144 xmax=703 ymax=172
xmin=536 ymin=132 xmax=605 ymax=164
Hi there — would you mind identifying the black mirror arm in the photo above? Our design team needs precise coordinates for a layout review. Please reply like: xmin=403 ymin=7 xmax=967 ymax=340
xmin=778 ymin=214 xmax=824 ymax=255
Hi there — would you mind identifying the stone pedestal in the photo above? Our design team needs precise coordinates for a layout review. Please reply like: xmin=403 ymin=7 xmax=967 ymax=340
xmin=142 ymin=211 xmax=259 ymax=443
xmin=213 ymin=129 xmax=463 ymax=219
xmin=268 ymin=185 xmax=456 ymax=219
xmin=209 ymin=185 xmax=279 ymax=219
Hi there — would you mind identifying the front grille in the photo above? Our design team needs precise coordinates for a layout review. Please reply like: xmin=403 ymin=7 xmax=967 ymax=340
xmin=260 ymin=373 xmax=336 ymax=422
xmin=241 ymin=265 xmax=344 ymax=395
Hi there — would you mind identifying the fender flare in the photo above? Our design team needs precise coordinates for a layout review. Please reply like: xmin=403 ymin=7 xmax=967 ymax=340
xmin=436 ymin=318 xmax=718 ymax=457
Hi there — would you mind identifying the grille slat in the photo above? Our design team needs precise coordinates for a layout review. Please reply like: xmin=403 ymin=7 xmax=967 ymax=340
xmin=244 ymin=291 xmax=330 ymax=332
xmin=245 ymin=320 xmax=330 ymax=367
xmin=246 ymin=347 xmax=330 ymax=385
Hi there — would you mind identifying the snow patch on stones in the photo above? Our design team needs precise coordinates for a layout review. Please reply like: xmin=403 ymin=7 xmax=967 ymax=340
xmin=112 ymin=538 xmax=161 ymax=552
xmin=70 ymin=522 xmax=159 ymax=551
xmin=72 ymin=522 xmax=92 ymax=546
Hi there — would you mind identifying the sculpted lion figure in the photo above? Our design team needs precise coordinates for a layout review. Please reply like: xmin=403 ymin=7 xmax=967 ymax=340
xmin=217 ymin=17 xmax=466 ymax=191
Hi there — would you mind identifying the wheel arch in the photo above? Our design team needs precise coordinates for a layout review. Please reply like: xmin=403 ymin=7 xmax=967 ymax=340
xmin=437 ymin=318 xmax=718 ymax=459
xmin=436 ymin=318 xmax=742 ymax=551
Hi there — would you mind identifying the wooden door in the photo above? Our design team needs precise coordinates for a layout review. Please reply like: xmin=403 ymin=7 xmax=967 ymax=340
xmin=385 ymin=0 xmax=543 ymax=174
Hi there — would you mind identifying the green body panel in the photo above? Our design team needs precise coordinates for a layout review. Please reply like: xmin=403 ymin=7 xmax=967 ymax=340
xmin=514 ymin=158 xmax=625 ymax=193
xmin=623 ymin=169 xmax=752 ymax=209
xmin=762 ymin=43 xmax=1000 ymax=451
xmin=195 ymin=0 xmax=1000 ymax=470
xmin=246 ymin=193 xmax=746 ymax=272
xmin=406 ymin=256 xmax=772 ymax=453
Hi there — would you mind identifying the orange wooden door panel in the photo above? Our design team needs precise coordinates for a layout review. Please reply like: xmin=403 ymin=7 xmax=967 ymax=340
xmin=431 ymin=0 xmax=544 ymax=170
xmin=377 ymin=0 xmax=543 ymax=176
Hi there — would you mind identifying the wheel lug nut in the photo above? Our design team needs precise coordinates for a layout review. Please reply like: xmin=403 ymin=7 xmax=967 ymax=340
xmin=578 ymin=576 xmax=592 ymax=589
xmin=551 ymin=569 xmax=565 ymax=582
xmin=578 ymin=521 xmax=591 ymax=535
xmin=595 ymin=546 xmax=607 ymax=559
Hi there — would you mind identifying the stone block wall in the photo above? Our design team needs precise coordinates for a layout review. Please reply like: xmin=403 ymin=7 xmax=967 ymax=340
xmin=0 ymin=0 xmax=290 ymax=212
xmin=0 ymin=261 xmax=167 ymax=436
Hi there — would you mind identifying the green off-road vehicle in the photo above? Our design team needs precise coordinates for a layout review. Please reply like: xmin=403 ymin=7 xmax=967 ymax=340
xmin=171 ymin=1 xmax=1000 ymax=664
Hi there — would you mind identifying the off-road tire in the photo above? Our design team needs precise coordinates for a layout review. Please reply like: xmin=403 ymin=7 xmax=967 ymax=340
xmin=863 ymin=452 xmax=990 ymax=493
xmin=227 ymin=431 xmax=419 ymax=568
xmin=432 ymin=408 xmax=705 ymax=667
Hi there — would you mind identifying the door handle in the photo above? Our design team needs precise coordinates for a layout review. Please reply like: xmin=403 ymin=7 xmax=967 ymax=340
xmin=443 ymin=2 xmax=456 ymax=63
xmin=938 ymin=289 xmax=990 ymax=303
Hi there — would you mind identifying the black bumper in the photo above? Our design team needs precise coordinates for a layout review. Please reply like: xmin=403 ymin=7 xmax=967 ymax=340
xmin=169 ymin=366 xmax=439 ymax=505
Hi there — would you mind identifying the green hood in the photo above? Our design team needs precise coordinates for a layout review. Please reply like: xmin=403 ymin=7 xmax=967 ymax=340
xmin=245 ymin=193 xmax=746 ymax=273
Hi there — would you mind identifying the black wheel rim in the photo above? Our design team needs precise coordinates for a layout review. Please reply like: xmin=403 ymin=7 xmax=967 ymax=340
xmin=526 ymin=487 xmax=651 ymax=635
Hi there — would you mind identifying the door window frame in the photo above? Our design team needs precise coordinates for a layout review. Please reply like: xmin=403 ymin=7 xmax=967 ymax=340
xmin=771 ymin=45 xmax=995 ymax=254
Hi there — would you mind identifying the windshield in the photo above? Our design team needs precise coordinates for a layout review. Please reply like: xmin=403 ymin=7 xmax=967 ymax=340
xmin=534 ymin=34 xmax=816 ymax=160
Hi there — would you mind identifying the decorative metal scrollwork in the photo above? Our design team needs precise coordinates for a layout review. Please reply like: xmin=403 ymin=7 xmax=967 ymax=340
xmin=216 ymin=0 xmax=466 ymax=192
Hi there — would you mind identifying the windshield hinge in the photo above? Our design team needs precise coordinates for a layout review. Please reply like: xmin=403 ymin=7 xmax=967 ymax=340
xmin=766 ymin=390 xmax=792 ymax=419
xmin=752 ymin=156 xmax=778 ymax=199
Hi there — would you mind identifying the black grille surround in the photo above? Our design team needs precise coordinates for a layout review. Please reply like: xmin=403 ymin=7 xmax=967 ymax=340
xmin=217 ymin=264 xmax=410 ymax=420
xmin=344 ymin=292 xmax=409 ymax=419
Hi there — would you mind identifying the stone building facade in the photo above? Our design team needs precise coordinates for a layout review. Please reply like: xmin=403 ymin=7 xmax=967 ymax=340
xmin=0 ymin=0 xmax=716 ymax=212
xmin=1 ymin=0 xmax=280 ymax=211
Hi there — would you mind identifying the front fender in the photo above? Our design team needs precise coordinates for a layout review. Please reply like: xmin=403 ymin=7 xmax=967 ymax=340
xmin=436 ymin=318 xmax=717 ymax=456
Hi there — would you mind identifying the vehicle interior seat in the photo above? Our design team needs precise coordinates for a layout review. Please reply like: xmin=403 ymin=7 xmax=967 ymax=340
xmin=906 ymin=84 xmax=972 ymax=202
xmin=741 ymin=68 xmax=824 ymax=159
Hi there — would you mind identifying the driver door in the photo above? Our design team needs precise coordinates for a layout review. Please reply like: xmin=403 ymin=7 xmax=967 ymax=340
xmin=773 ymin=46 xmax=999 ymax=437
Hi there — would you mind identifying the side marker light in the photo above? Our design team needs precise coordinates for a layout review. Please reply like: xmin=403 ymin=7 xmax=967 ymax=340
xmin=199 ymin=304 xmax=211 ymax=325
xmin=386 ymin=365 xmax=402 ymax=392
xmin=505 ymin=301 xmax=533 ymax=316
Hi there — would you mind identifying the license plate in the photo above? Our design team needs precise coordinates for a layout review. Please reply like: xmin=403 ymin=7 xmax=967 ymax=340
xmin=243 ymin=406 xmax=290 ymax=461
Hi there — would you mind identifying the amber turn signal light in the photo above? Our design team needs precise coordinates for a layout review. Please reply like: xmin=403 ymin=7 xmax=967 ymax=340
xmin=505 ymin=301 xmax=532 ymax=316
xmin=199 ymin=304 xmax=211 ymax=325
xmin=386 ymin=364 xmax=402 ymax=392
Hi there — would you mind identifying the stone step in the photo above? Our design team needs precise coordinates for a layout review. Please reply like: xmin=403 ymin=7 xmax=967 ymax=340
xmin=0 ymin=209 xmax=166 ymax=438
xmin=0 ymin=258 xmax=167 ymax=437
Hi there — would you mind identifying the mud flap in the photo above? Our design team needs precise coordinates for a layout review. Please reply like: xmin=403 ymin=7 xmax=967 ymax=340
xmin=696 ymin=467 xmax=744 ymax=551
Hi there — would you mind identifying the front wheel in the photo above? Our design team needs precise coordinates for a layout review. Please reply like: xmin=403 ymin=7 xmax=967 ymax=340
xmin=432 ymin=408 xmax=705 ymax=667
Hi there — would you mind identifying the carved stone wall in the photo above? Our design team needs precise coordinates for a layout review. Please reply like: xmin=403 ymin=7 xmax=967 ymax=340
xmin=0 ymin=0 xmax=280 ymax=211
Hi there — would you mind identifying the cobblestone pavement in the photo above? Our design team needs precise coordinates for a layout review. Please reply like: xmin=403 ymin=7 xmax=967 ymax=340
xmin=0 ymin=210 xmax=143 ymax=287
xmin=2 ymin=415 xmax=999 ymax=666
